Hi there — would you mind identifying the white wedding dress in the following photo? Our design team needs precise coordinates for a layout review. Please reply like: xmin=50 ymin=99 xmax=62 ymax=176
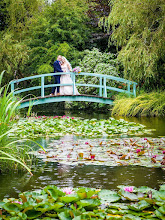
xmin=60 ymin=64 xmax=80 ymax=95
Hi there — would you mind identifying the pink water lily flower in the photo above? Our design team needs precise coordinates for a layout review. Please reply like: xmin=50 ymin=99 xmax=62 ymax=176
xmin=12 ymin=201 xmax=23 ymax=204
xmin=136 ymin=149 xmax=141 ymax=153
xmin=85 ymin=142 xmax=89 ymax=145
xmin=62 ymin=187 xmax=74 ymax=195
xmin=124 ymin=186 xmax=134 ymax=192
xmin=163 ymin=151 xmax=165 ymax=154
xmin=71 ymin=117 xmax=74 ymax=119
xmin=152 ymin=155 xmax=157 ymax=158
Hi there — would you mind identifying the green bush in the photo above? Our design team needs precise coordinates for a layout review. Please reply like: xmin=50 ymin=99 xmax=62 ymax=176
xmin=66 ymin=48 xmax=121 ymax=110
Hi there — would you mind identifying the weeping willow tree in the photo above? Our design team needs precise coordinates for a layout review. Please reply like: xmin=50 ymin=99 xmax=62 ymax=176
xmin=100 ymin=0 xmax=165 ymax=89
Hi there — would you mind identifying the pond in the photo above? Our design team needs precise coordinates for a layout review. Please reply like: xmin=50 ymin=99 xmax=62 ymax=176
xmin=0 ymin=110 xmax=165 ymax=200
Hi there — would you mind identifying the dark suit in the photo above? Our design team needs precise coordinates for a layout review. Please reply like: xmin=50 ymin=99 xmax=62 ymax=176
xmin=51 ymin=60 xmax=63 ymax=94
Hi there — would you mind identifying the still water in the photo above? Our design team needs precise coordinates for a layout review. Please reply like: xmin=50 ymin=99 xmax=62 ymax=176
xmin=0 ymin=162 xmax=164 ymax=200
xmin=0 ymin=110 xmax=165 ymax=200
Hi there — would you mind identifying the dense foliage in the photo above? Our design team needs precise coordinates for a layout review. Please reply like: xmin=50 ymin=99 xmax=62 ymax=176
xmin=66 ymin=48 xmax=121 ymax=110
xmin=112 ymin=92 xmax=165 ymax=117
xmin=0 ymin=0 xmax=106 ymax=85
xmin=0 ymin=184 xmax=165 ymax=219
xmin=101 ymin=0 xmax=165 ymax=90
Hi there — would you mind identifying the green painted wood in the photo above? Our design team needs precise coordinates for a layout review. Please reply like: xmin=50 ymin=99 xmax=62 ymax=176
xmin=10 ymin=82 xmax=14 ymax=95
xmin=41 ymin=76 xmax=45 ymax=97
xmin=99 ymin=77 xmax=102 ymax=97
xmin=19 ymin=95 xmax=114 ymax=109
xmin=133 ymin=83 xmax=136 ymax=97
xmin=14 ymin=86 xmax=41 ymax=95
xmin=9 ymin=72 xmax=137 ymax=109
xmin=103 ymin=77 xmax=107 ymax=98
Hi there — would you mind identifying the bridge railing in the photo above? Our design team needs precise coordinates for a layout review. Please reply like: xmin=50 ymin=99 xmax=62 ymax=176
xmin=10 ymin=72 xmax=137 ymax=98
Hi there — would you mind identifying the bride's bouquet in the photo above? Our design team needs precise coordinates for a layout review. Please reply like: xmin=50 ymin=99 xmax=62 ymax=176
xmin=73 ymin=66 xmax=81 ymax=74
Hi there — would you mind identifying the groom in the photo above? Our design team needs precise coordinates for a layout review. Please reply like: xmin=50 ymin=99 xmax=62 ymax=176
xmin=50 ymin=55 xmax=63 ymax=96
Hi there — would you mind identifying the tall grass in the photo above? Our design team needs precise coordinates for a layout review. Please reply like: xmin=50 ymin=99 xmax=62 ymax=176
xmin=112 ymin=91 xmax=165 ymax=117
xmin=0 ymin=71 xmax=34 ymax=174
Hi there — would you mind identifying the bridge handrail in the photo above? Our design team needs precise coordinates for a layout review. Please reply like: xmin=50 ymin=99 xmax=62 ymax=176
xmin=10 ymin=72 xmax=137 ymax=85
xmin=10 ymin=72 xmax=137 ymax=98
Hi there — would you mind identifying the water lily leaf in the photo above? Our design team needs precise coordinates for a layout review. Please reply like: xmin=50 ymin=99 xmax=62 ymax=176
xmin=24 ymin=210 xmax=42 ymax=219
xmin=73 ymin=216 xmax=81 ymax=220
xmin=2 ymin=203 xmax=21 ymax=213
xmin=136 ymin=186 xmax=155 ymax=194
xmin=59 ymin=195 xmax=79 ymax=203
xmin=160 ymin=185 xmax=165 ymax=191
xmin=122 ymin=214 xmax=141 ymax=220
xmin=128 ymin=200 xmax=151 ymax=211
xmin=77 ymin=199 xmax=101 ymax=209
xmin=158 ymin=205 xmax=165 ymax=215
xmin=108 ymin=203 xmax=129 ymax=210
xmin=106 ymin=213 xmax=123 ymax=219
xmin=58 ymin=211 xmax=72 ymax=220
xmin=98 ymin=190 xmax=121 ymax=203
xmin=45 ymin=212 xmax=58 ymax=217
xmin=119 ymin=190 xmax=139 ymax=201
xmin=155 ymin=210 xmax=165 ymax=220
xmin=0 ymin=202 xmax=5 ymax=208
xmin=42 ymin=185 xmax=65 ymax=200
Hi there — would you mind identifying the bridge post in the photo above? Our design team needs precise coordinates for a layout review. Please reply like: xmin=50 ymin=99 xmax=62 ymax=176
xmin=103 ymin=77 xmax=107 ymax=98
xmin=41 ymin=76 xmax=45 ymax=97
xmin=72 ymin=73 xmax=76 ymax=95
xmin=133 ymin=83 xmax=136 ymax=97
xmin=11 ymin=82 xmax=14 ymax=96
xmin=127 ymin=82 xmax=130 ymax=96
xmin=99 ymin=77 xmax=102 ymax=97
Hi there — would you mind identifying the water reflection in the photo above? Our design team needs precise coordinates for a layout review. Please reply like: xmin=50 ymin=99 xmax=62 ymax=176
xmin=0 ymin=162 xmax=164 ymax=200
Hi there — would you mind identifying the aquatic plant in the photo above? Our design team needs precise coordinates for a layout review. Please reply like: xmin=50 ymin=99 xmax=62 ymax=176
xmin=0 ymin=71 xmax=42 ymax=173
xmin=34 ymin=137 xmax=165 ymax=169
xmin=9 ymin=116 xmax=152 ymax=138
xmin=0 ymin=184 xmax=164 ymax=219
xmin=112 ymin=92 xmax=165 ymax=117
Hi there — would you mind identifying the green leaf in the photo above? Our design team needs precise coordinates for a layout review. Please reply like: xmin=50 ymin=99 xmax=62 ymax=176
xmin=98 ymin=190 xmax=121 ymax=203
xmin=128 ymin=200 xmax=151 ymax=211
xmin=159 ymin=185 xmax=165 ymax=191
xmin=155 ymin=210 xmax=165 ymax=220
xmin=119 ymin=190 xmax=139 ymax=201
xmin=77 ymin=199 xmax=101 ymax=209
xmin=24 ymin=210 xmax=42 ymax=219
xmin=58 ymin=211 xmax=72 ymax=220
xmin=123 ymin=214 xmax=141 ymax=220
xmin=2 ymin=203 xmax=21 ymax=213
xmin=59 ymin=195 xmax=79 ymax=203
xmin=158 ymin=205 xmax=165 ymax=215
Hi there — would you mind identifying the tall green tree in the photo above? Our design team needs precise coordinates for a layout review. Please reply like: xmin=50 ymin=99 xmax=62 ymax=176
xmin=102 ymin=0 xmax=165 ymax=89
xmin=0 ymin=34 xmax=29 ymax=83
xmin=24 ymin=0 xmax=91 ymax=74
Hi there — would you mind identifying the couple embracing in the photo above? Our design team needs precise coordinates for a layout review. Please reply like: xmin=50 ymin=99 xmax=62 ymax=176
xmin=50 ymin=55 xmax=79 ymax=96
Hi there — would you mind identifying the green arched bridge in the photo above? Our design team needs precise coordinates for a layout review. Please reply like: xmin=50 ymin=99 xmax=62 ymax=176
xmin=10 ymin=72 xmax=137 ymax=109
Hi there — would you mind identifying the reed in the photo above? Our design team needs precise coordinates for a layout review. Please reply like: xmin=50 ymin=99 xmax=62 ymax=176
xmin=0 ymin=71 xmax=33 ymax=174
xmin=112 ymin=91 xmax=165 ymax=117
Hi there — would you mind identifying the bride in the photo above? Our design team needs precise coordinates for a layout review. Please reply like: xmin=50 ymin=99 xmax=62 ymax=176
xmin=59 ymin=56 xmax=80 ymax=95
